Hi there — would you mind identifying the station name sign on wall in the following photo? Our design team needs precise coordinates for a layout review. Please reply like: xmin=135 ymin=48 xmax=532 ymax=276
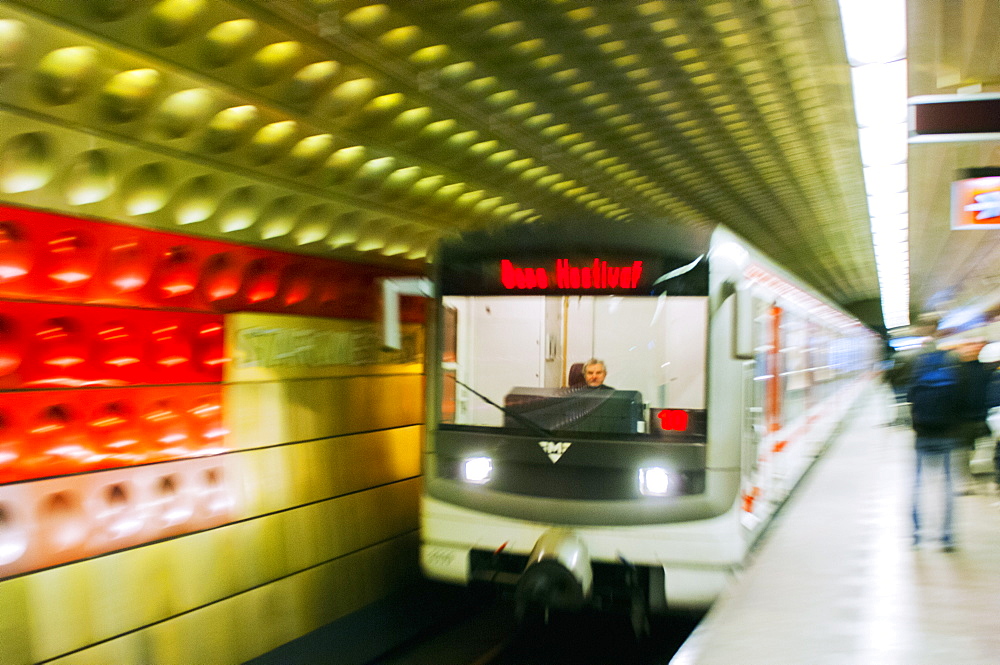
xmin=227 ymin=313 xmax=423 ymax=381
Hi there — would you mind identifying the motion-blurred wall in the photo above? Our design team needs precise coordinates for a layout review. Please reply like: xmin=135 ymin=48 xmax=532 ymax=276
xmin=0 ymin=206 xmax=426 ymax=664
xmin=0 ymin=1 xmax=439 ymax=661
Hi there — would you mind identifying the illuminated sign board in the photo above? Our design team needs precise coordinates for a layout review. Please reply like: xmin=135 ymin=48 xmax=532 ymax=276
xmin=951 ymin=175 xmax=1000 ymax=230
xmin=500 ymin=259 xmax=644 ymax=291
xmin=439 ymin=251 xmax=707 ymax=297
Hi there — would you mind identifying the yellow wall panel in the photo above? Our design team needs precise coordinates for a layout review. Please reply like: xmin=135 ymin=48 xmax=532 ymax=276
xmin=288 ymin=531 xmax=420 ymax=638
xmin=254 ymin=512 xmax=295 ymax=581
xmin=140 ymin=610 xmax=184 ymax=665
xmin=286 ymin=438 xmax=319 ymax=506
xmin=281 ymin=502 xmax=325 ymax=573
xmin=46 ymin=632 xmax=149 ymax=665
xmin=150 ymin=597 xmax=240 ymax=665
xmin=226 ymin=375 xmax=424 ymax=449
xmin=25 ymin=564 xmax=95 ymax=662
xmin=223 ymin=381 xmax=288 ymax=449
xmin=310 ymin=436 xmax=343 ymax=500
xmin=241 ymin=447 xmax=294 ymax=516
xmin=274 ymin=478 xmax=420 ymax=573
xmin=337 ymin=545 xmax=377 ymax=616
xmin=225 ymin=518 xmax=282 ymax=591
xmin=290 ymin=556 xmax=356 ymax=636
xmin=337 ymin=480 xmax=421 ymax=556
xmin=319 ymin=427 xmax=423 ymax=501
xmin=162 ymin=528 xmax=242 ymax=612
xmin=230 ymin=581 xmax=302 ymax=665
xmin=33 ymin=531 xmax=422 ymax=665
xmin=85 ymin=549 xmax=166 ymax=645
xmin=370 ymin=479 xmax=423 ymax=542
xmin=339 ymin=531 xmax=422 ymax=611
xmin=312 ymin=495 xmax=353 ymax=562
xmin=370 ymin=531 xmax=422 ymax=596
xmin=286 ymin=378 xmax=333 ymax=442
xmin=0 ymin=577 xmax=31 ymax=665
xmin=126 ymin=544 xmax=177 ymax=627
xmin=234 ymin=427 xmax=422 ymax=520
xmin=334 ymin=427 xmax=424 ymax=494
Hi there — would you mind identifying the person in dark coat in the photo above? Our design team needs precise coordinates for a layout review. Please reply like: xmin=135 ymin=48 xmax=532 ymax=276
xmin=907 ymin=317 xmax=962 ymax=551
xmin=979 ymin=342 xmax=1000 ymax=494
xmin=990 ymin=369 xmax=1000 ymax=493
xmin=954 ymin=338 xmax=990 ymax=493
xmin=887 ymin=348 xmax=918 ymax=425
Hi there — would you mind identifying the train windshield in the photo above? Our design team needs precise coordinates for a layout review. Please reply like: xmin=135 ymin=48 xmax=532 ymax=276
xmin=439 ymin=294 xmax=708 ymax=440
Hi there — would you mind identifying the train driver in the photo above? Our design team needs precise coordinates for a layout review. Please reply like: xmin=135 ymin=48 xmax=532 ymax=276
xmin=583 ymin=358 xmax=614 ymax=390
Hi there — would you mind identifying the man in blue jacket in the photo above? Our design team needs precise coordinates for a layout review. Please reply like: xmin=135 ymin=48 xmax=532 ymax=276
xmin=907 ymin=318 xmax=962 ymax=551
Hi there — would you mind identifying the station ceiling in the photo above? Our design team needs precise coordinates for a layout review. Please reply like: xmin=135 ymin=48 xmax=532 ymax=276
xmin=1 ymin=0 xmax=998 ymax=334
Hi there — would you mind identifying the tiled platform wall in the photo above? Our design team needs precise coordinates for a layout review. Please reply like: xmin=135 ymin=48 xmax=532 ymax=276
xmin=0 ymin=205 xmax=426 ymax=665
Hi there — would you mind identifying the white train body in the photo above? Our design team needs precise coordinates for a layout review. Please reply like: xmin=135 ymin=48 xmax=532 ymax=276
xmin=420 ymin=221 xmax=877 ymax=619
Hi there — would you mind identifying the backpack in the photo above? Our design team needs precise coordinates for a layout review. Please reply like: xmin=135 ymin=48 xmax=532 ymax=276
xmin=908 ymin=350 xmax=962 ymax=428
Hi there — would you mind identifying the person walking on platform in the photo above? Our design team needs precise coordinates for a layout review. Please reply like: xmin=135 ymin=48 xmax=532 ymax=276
xmin=886 ymin=347 xmax=917 ymax=426
xmin=981 ymin=343 xmax=1000 ymax=498
xmin=907 ymin=317 xmax=963 ymax=551
xmin=954 ymin=338 xmax=990 ymax=494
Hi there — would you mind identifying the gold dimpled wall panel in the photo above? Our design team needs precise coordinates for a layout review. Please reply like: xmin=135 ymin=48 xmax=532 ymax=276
xmin=0 ymin=2 xmax=461 ymax=264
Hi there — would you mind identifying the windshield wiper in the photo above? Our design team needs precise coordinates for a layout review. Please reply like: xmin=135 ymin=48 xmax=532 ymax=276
xmin=448 ymin=376 xmax=555 ymax=438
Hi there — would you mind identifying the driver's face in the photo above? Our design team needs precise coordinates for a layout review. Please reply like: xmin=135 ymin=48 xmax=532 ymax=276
xmin=584 ymin=363 xmax=606 ymax=387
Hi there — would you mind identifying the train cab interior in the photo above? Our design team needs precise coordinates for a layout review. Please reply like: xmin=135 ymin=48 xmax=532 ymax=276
xmin=440 ymin=293 xmax=708 ymax=442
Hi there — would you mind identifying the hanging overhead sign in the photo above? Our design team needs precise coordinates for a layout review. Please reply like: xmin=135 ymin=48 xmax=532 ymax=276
xmin=500 ymin=258 xmax=645 ymax=291
xmin=951 ymin=170 xmax=1000 ymax=230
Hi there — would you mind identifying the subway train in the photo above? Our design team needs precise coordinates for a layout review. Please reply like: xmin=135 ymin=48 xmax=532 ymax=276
xmin=414 ymin=217 xmax=878 ymax=630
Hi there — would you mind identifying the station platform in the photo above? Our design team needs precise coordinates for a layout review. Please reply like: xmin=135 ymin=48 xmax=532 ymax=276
xmin=670 ymin=384 xmax=1000 ymax=665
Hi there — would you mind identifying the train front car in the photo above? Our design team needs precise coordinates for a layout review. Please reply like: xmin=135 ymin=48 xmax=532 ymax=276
xmin=421 ymin=219 xmax=742 ymax=627
xmin=419 ymin=218 xmax=876 ymax=629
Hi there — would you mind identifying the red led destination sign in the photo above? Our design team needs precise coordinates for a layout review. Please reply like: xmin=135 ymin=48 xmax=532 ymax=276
xmin=501 ymin=258 xmax=644 ymax=290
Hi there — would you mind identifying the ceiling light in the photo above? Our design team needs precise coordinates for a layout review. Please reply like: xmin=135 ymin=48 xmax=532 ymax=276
xmin=867 ymin=192 xmax=908 ymax=218
xmin=839 ymin=0 xmax=906 ymax=65
xmin=863 ymin=164 xmax=907 ymax=194
xmin=839 ymin=0 xmax=909 ymax=329
xmin=851 ymin=61 xmax=908 ymax=127
xmin=861 ymin=137 xmax=907 ymax=173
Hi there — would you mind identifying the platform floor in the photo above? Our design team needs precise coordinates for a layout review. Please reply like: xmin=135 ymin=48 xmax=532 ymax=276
xmin=670 ymin=384 xmax=1000 ymax=665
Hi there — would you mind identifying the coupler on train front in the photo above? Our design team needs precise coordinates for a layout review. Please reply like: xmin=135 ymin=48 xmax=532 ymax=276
xmin=471 ymin=528 xmax=667 ymax=635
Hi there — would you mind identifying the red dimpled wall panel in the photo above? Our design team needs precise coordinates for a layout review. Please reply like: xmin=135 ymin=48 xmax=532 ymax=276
xmin=0 ymin=302 xmax=224 ymax=389
xmin=0 ymin=205 xmax=425 ymax=321
xmin=0 ymin=386 xmax=226 ymax=484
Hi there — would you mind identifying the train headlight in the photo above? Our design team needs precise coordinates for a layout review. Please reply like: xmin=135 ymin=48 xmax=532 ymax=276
xmin=462 ymin=456 xmax=493 ymax=484
xmin=639 ymin=466 xmax=670 ymax=496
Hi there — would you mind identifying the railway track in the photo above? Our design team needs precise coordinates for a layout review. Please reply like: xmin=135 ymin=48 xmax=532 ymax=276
xmin=371 ymin=595 xmax=702 ymax=665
